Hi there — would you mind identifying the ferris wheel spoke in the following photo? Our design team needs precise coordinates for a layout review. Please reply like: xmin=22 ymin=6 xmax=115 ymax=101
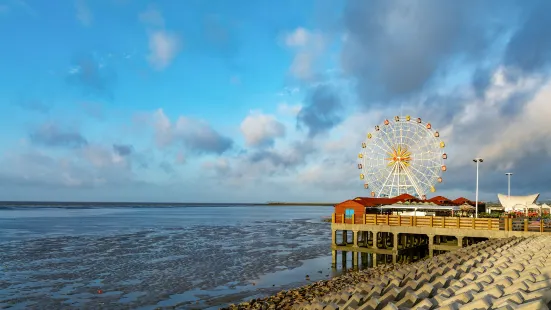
xmin=408 ymin=162 xmax=441 ymax=183
xmin=370 ymin=139 xmax=395 ymax=159
xmin=378 ymin=162 xmax=398 ymax=197
xmin=399 ymin=161 xmax=423 ymax=197
xmin=410 ymin=166 xmax=434 ymax=193
xmin=376 ymin=131 xmax=397 ymax=154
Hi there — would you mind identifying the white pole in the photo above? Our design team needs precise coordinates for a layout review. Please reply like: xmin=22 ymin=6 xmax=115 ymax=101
xmin=507 ymin=173 xmax=511 ymax=198
xmin=508 ymin=174 xmax=511 ymax=198
xmin=475 ymin=161 xmax=479 ymax=218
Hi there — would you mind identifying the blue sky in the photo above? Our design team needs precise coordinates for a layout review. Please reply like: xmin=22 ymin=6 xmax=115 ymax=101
xmin=1 ymin=0 xmax=551 ymax=202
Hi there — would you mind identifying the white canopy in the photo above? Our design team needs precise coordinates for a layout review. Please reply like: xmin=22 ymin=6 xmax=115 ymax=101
xmin=497 ymin=193 xmax=540 ymax=212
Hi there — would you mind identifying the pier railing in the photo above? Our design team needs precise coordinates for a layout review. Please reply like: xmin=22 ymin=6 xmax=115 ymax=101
xmin=332 ymin=214 xmax=551 ymax=233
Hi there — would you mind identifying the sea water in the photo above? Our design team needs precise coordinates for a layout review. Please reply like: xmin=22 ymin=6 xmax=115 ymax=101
xmin=0 ymin=205 xmax=338 ymax=309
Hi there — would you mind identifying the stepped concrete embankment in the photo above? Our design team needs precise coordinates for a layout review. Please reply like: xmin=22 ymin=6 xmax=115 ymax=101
xmin=294 ymin=236 xmax=551 ymax=309
xmin=225 ymin=236 xmax=551 ymax=309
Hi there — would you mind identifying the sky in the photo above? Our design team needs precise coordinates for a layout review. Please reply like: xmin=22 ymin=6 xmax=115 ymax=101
xmin=1 ymin=0 xmax=551 ymax=203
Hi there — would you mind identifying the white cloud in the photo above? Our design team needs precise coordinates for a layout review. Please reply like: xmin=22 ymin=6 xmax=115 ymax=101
xmin=139 ymin=6 xmax=165 ymax=28
xmin=153 ymin=108 xmax=172 ymax=148
xmin=152 ymin=109 xmax=233 ymax=154
xmin=240 ymin=112 xmax=286 ymax=147
xmin=285 ymin=27 xmax=310 ymax=47
xmin=277 ymin=102 xmax=302 ymax=116
xmin=459 ymin=69 xmax=550 ymax=167
xmin=147 ymin=30 xmax=181 ymax=70
xmin=139 ymin=7 xmax=181 ymax=70
xmin=80 ymin=144 xmax=129 ymax=169
xmin=202 ymin=158 xmax=230 ymax=174
xmin=75 ymin=0 xmax=92 ymax=26
xmin=285 ymin=27 xmax=324 ymax=49
xmin=283 ymin=27 xmax=326 ymax=80
xmin=290 ymin=52 xmax=315 ymax=80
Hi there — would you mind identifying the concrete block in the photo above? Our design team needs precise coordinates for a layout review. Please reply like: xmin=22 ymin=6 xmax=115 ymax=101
xmin=476 ymin=274 xmax=494 ymax=285
xmin=431 ymin=276 xmax=452 ymax=289
xmin=455 ymin=282 xmax=482 ymax=295
xmin=359 ymin=297 xmax=381 ymax=310
xmin=443 ymin=269 xmax=460 ymax=280
xmin=381 ymin=303 xmax=399 ymax=310
xmin=322 ymin=303 xmax=340 ymax=310
xmin=410 ymin=298 xmax=434 ymax=310
xmin=402 ymin=279 xmax=421 ymax=291
xmin=437 ymin=291 xmax=474 ymax=308
xmin=355 ymin=283 xmax=375 ymax=294
xmin=520 ymin=286 xmax=551 ymax=303
xmin=514 ymin=298 xmax=549 ymax=310
xmin=492 ymin=292 xmax=525 ymax=308
xmin=379 ymin=287 xmax=402 ymax=306
xmin=509 ymin=262 xmax=526 ymax=273
xmin=415 ymin=283 xmax=437 ymax=299
xmin=341 ymin=293 xmax=364 ymax=309
xmin=533 ymin=273 xmax=551 ymax=283
xmin=502 ymin=280 xmax=529 ymax=296
xmin=525 ymin=279 xmax=551 ymax=292
xmin=492 ymin=277 xmax=513 ymax=290
xmin=383 ymin=279 xmax=402 ymax=294
xmin=393 ymin=291 xmax=420 ymax=308
xmin=475 ymin=285 xmax=503 ymax=300
xmin=304 ymin=302 xmax=326 ymax=310
xmin=516 ymin=273 xmax=537 ymax=284
xmin=417 ymin=273 xmax=435 ymax=285
xmin=458 ymin=295 xmax=493 ymax=310
xmin=461 ymin=272 xmax=478 ymax=282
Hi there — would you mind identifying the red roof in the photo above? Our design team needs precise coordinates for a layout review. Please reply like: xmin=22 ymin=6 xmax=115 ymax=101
xmin=394 ymin=193 xmax=417 ymax=201
xmin=339 ymin=195 xmax=484 ymax=209
xmin=452 ymin=197 xmax=474 ymax=205
xmin=351 ymin=197 xmax=402 ymax=207
xmin=428 ymin=195 xmax=450 ymax=202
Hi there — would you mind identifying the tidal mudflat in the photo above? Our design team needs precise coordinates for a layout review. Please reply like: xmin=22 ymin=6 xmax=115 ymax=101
xmin=0 ymin=205 xmax=336 ymax=309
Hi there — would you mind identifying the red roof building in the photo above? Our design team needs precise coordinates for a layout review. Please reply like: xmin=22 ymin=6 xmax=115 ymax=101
xmin=334 ymin=194 xmax=486 ymax=222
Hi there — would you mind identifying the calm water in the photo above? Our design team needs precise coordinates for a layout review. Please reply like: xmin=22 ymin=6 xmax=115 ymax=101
xmin=0 ymin=205 xmax=337 ymax=309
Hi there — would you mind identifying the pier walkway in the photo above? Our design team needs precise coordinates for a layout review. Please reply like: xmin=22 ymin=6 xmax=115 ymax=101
xmin=331 ymin=214 xmax=551 ymax=267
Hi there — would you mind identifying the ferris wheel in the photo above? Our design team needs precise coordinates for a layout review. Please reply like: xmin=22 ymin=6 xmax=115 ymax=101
xmin=358 ymin=116 xmax=447 ymax=199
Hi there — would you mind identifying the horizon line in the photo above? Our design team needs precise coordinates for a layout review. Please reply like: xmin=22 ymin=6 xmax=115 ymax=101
xmin=0 ymin=201 xmax=338 ymax=206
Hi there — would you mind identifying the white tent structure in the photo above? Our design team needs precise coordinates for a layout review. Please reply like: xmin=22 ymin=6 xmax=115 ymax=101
xmin=497 ymin=193 xmax=540 ymax=212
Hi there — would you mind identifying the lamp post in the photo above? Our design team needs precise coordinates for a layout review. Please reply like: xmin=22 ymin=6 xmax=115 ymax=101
xmin=505 ymin=173 xmax=513 ymax=198
xmin=473 ymin=158 xmax=484 ymax=218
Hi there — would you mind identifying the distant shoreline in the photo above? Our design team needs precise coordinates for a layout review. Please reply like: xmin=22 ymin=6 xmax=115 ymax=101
xmin=266 ymin=202 xmax=336 ymax=206
xmin=0 ymin=201 xmax=336 ymax=207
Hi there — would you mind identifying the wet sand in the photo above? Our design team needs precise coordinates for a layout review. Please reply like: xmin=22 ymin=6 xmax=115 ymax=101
xmin=0 ymin=218 xmax=334 ymax=309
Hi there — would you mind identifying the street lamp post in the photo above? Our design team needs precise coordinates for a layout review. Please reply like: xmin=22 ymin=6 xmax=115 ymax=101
xmin=505 ymin=173 xmax=513 ymax=198
xmin=473 ymin=158 xmax=484 ymax=218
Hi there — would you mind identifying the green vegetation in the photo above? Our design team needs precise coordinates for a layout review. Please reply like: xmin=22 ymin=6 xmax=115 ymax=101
xmin=478 ymin=212 xmax=501 ymax=218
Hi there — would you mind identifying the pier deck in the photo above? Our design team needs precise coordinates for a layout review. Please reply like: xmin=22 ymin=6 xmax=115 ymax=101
xmin=331 ymin=214 xmax=551 ymax=268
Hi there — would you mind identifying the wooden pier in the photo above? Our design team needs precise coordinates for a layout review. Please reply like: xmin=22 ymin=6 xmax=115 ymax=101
xmin=331 ymin=214 xmax=551 ymax=268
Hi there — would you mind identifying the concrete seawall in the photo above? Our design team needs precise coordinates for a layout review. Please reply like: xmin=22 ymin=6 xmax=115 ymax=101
xmin=295 ymin=235 xmax=551 ymax=309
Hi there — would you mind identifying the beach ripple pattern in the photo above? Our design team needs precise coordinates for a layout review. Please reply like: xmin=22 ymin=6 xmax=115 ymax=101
xmin=0 ymin=219 xmax=330 ymax=309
